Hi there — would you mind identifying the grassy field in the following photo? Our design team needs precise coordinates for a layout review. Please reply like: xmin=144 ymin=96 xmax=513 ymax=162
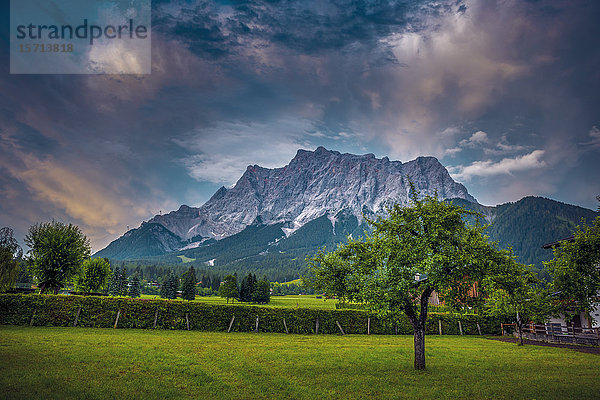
xmin=1 ymin=326 xmax=599 ymax=399
xmin=141 ymin=294 xmax=339 ymax=310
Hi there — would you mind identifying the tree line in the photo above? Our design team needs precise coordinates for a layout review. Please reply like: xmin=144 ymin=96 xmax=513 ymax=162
xmin=0 ymin=221 xmax=274 ymax=304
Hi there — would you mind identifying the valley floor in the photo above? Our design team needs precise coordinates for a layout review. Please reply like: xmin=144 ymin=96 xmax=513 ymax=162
xmin=1 ymin=326 xmax=598 ymax=399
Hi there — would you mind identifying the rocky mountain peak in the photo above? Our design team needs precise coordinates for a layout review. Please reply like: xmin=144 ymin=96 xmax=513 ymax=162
xmin=145 ymin=147 xmax=476 ymax=241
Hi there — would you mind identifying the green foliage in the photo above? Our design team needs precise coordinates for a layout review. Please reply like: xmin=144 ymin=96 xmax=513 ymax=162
xmin=160 ymin=271 xmax=179 ymax=299
xmin=483 ymin=197 xmax=596 ymax=271
xmin=0 ymin=294 xmax=499 ymax=335
xmin=545 ymin=215 xmax=600 ymax=318
xmin=271 ymin=281 xmax=312 ymax=295
xmin=181 ymin=266 xmax=197 ymax=301
xmin=307 ymin=183 xmax=517 ymax=369
xmin=219 ymin=275 xmax=238 ymax=303
xmin=128 ymin=274 xmax=142 ymax=298
xmin=0 ymin=248 xmax=20 ymax=292
xmin=118 ymin=267 xmax=129 ymax=296
xmin=75 ymin=258 xmax=111 ymax=293
xmin=25 ymin=221 xmax=91 ymax=294
xmin=483 ymin=257 xmax=553 ymax=345
xmin=252 ymin=279 xmax=271 ymax=304
xmin=107 ymin=267 xmax=119 ymax=296
xmin=239 ymin=273 xmax=256 ymax=302
xmin=0 ymin=227 xmax=23 ymax=292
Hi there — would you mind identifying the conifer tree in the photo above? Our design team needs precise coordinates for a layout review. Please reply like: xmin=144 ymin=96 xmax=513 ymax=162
xmin=107 ymin=267 xmax=120 ymax=296
xmin=210 ymin=275 xmax=221 ymax=292
xmin=182 ymin=266 xmax=197 ymax=301
xmin=252 ymin=279 xmax=271 ymax=304
xmin=128 ymin=274 xmax=142 ymax=298
xmin=160 ymin=271 xmax=179 ymax=299
xmin=117 ymin=267 xmax=129 ymax=296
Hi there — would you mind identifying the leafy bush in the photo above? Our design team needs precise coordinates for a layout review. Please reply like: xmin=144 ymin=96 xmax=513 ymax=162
xmin=0 ymin=294 xmax=500 ymax=335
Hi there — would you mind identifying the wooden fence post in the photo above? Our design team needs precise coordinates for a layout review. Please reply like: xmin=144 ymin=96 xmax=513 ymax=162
xmin=476 ymin=323 xmax=482 ymax=336
xmin=283 ymin=318 xmax=289 ymax=334
xmin=114 ymin=309 xmax=121 ymax=329
xmin=255 ymin=316 xmax=259 ymax=333
xmin=73 ymin=307 xmax=81 ymax=327
xmin=186 ymin=313 xmax=190 ymax=331
xmin=336 ymin=321 xmax=345 ymax=335
xmin=227 ymin=315 xmax=235 ymax=333
xmin=30 ymin=310 xmax=36 ymax=327
xmin=315 ymin=318 xmax=319 ymax=334
xmin=153 ymin=310 xmax=159 ymax=329
xmin=439 ymin=320 xmax=443 ymax=335
xmin=458 ymin=320 xmax=463 ymax=335
xmin=367 ymin=317 xmax=371 ymax=335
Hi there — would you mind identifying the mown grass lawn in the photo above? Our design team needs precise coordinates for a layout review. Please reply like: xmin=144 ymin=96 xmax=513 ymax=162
xmin=1 ymin=326 xmax=598 ymax=399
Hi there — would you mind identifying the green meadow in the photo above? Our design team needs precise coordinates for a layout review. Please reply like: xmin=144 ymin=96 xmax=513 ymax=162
xmin=1 ymin=326 xmax=598 ymax=399
xmin=140 ymin=294 xmax=339 ymax=310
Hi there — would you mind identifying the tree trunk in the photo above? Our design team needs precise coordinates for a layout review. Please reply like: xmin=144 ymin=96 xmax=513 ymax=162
xmin=409 ymin=286 xmax=433 ymax=370
xmin=413 ymin=324 xmax=426 ymax=370
xmin=516 ymin=312 xmax=524 ymax=346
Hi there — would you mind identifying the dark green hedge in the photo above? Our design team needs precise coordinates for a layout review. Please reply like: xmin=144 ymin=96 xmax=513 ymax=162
xmin=0 ymin=294 xmax=500 ymax=335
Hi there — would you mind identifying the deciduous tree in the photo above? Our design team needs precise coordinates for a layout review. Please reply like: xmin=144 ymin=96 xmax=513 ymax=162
xmin=484 ymin=255 xmax=552 ymax=345
xmin=219 ymin=274 xmax=238 ymax=303
xmin=25 ymin=221 xmax=90 ymax=294
xmin=545 ymin=214 xmax=600 ymax=320
xmin=75 ymin=258 xmax=111 ymax=293
xmin=0 ymin=227 xmax=23 ymax=292
xmin=307 ymin=184 xmax=515 ymax=370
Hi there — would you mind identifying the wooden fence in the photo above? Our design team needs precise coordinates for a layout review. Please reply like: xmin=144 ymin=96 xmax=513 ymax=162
xmin=501 ymin=323 xmax=600 ymax=346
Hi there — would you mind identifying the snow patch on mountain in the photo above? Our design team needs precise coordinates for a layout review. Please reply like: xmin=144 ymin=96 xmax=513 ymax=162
xmin=147 ymin=147 xmax=476 ymax=241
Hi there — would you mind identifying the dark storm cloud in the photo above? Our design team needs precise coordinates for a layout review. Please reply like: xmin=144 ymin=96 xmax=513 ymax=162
xmin=155 ymin=0 xmax=428 ymax=56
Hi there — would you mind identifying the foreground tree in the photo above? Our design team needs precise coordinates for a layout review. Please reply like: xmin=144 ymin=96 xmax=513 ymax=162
xmin=25 ymin=221 xmax=90 ymax=294
xmin=219 ymin=274 xmax=238 ymax=303
xmin=545 ymin=214 xmax=600 ymax=320
xmin=0 ymin=227 xmax=23 ymax=292
xmin=484 ymin=256 xmax=552 ymax=345
xmin=307 ymin=185 xmax=515 ymax=370
xmin=75 ymin=258 xmax=111 ymax=293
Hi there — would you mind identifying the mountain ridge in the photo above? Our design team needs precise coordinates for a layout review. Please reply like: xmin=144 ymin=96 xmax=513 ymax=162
xmin=94 ymin=147 xmax=596 ymax=279
xmin=145 ymin=146 xmax=475 ymax=241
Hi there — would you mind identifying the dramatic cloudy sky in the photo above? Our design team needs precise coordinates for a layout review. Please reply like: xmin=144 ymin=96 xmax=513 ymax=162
xmin=1 ymin=0 xmax=599 ymax=251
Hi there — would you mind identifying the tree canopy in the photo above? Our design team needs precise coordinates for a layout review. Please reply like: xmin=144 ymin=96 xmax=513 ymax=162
xmin=181 ymin=266 xmax=197 ymax=301
xmin=483 ymin=255 xmax=552 ymax=345
xmin=25 ymin=221 xmax=90 ymax=294
xmin=545 ymin=214 xmax=600 ymax=318
xmin=307 ymin=184 xmax=520 ymax=369
xmin=75 ymin=258 xmax=111 ymax=293
xmin=219 ymin=274 xmax=238 ymax=303
xmin=0 ymin=227 xmax=23 ymax=292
